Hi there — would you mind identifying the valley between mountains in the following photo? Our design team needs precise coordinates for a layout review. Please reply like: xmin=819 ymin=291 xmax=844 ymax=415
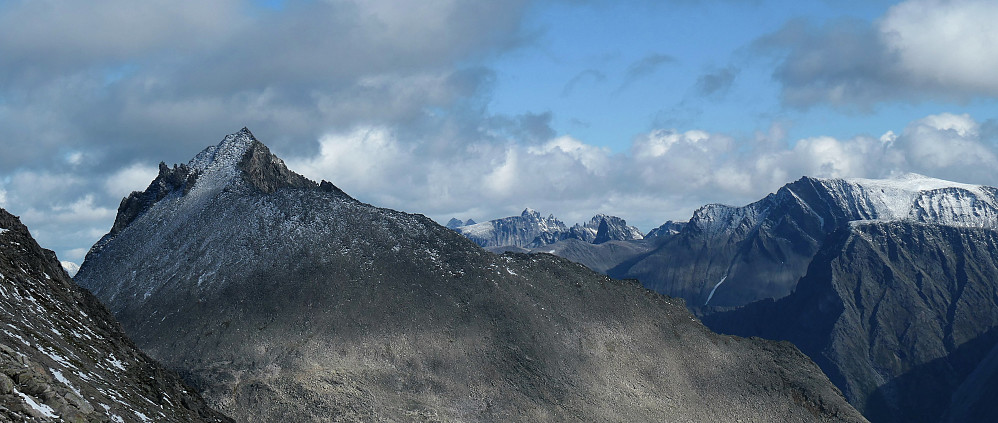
xmin=8 ymin=127 xmax=997 ymax=422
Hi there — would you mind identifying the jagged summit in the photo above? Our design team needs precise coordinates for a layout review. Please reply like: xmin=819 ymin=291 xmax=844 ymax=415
xmin=188 ymin=127 xmax=257 ymax=174
xmin=86 ymin=128 xmax=345 ymax=262
xmin=186 ymin=127 xmax=318 ymax=195
xmin=453 ymin=210 xmax=644 ymax=249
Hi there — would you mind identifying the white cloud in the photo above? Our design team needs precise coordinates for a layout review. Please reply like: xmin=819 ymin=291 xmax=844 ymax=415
xmin=881 ymin=0 xmax=998 ymax=95
xmin=104 ymin=163 xmax=158 ymax=199
xmin=526 ymin=136 xmax=610 ymax=175
xmin=762 ymin=0 xmax=998 ymax=107
xmin=891 ymin=113 xmax=998 ymax=178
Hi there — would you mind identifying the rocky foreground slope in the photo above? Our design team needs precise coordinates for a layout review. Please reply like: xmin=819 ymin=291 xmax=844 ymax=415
xmin=76 ymin=128 xmax=866 ymax=422
xmin=0 ymin=208 xmax=229 ymax=422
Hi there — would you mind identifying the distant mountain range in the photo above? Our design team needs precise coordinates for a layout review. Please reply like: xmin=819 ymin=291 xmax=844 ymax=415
xmin=73 ymin=129 xmax=865 ymax=422
xmin=450 ymin=209 xmax=645 ymax=249
xmin=0 ymin=208 xmax=228 ymax=422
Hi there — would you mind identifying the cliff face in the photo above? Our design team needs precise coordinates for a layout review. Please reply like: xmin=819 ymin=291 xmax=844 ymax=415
xmin=0 ymin=208 xmax=230 ymax=423
xmin=76 ymin=129 xmax=867 ymax=423
xmin=704 ymin=222 xmax=998 ymax=423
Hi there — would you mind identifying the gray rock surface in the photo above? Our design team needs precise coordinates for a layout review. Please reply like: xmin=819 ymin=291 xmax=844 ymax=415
xmin=0 ymin=208 xmax=230 ymax=423
xmin=76 ymin=129 xmax=867 ymax=423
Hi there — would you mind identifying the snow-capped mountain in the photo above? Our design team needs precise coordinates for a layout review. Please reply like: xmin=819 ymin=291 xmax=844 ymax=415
xmin=645 ymin=220 xmax=686 ymax=238
xmin=59 ymin=261 xmax=79 ymax=277
xmin=453 ymin=208 xmax=568 ymax=248
xmin=453 ymin=211 xmax=643 ymax=248
xmin=75 ymin=129 xmax=866 ymax=422
xmin=0 ymin=208 xmax=228 ymax=422
xmin=614 ymin=173 xmax=998 ymax=308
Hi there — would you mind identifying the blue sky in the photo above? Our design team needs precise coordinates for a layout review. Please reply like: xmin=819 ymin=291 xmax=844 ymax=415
xmin=0 ymin=0 xmax=997 ymax=265
xmin=489 ymin=0 xmax=992 ymax=149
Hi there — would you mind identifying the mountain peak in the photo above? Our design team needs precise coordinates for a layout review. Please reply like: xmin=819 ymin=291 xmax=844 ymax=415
xmin=89 ymin=129 xmax=348 ymax=263
xmin=521 ymin=208 xmax=540 ymax=218
xmin=188 ymin=128 xmax=257 ymax=173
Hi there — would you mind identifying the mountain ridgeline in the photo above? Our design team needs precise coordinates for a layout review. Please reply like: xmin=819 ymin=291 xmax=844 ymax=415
xmin=451 ymin=210 xmax=644 ymax=249
xmin=76 ymin=129 xmax=865 ymax=422
xmin=0 ymin=208 xmax=229 ymax=422
xmin=610 ymin=174 xmax=998 ymax=309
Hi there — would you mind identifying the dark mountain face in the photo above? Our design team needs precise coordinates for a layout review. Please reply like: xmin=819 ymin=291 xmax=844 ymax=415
xmin=76 ymin=129 xmax=866 ymax=422
xmin=0 ymin=208 xmax=229 ymax=423
xmin=704 ymin=222 xmax=998 ymax=423
xmin=612 ymin=175 xmax=998 ymax=309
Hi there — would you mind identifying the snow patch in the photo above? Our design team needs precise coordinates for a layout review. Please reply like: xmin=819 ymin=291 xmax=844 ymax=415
xmin=704 ymin=276 xmax=727 ymax=306
xmin=107 ymin=354 xmax=127 ymax=371
xmin=50 ymin=368 xmax=83 ymax=398
xmin=14 ymin=388 xmax=58 ymax=418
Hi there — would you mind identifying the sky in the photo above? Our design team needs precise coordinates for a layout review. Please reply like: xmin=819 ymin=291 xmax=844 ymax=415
xmin=1 ymin=0 xmax=998 ymax=265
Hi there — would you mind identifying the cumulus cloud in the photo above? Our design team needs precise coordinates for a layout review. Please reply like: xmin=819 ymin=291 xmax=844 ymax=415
xmin=0 ymin=0 xmax=539 ymax=261
xmin=759 ymin=0 xmax=998 ymax=107
xmin=104 ymin=164 xmax=159 ymax=199
xmin=882 ymin=0 xmax=998 ymax=95
xmin=0 ymin=0 xmax=533 ymax=172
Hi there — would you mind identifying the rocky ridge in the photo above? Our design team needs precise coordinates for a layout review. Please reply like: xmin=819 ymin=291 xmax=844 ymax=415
xmin=0 ymin=208 xmax=229 ymax=423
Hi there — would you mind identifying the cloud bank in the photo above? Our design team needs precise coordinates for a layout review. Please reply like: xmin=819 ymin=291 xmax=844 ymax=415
xmin=288 ymin=112 xmax=998 ymax=233
xmin=1 ymin=0 xmax=997 ymax=265
xmin=761 ymin=0 xmax=998 ymax=107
